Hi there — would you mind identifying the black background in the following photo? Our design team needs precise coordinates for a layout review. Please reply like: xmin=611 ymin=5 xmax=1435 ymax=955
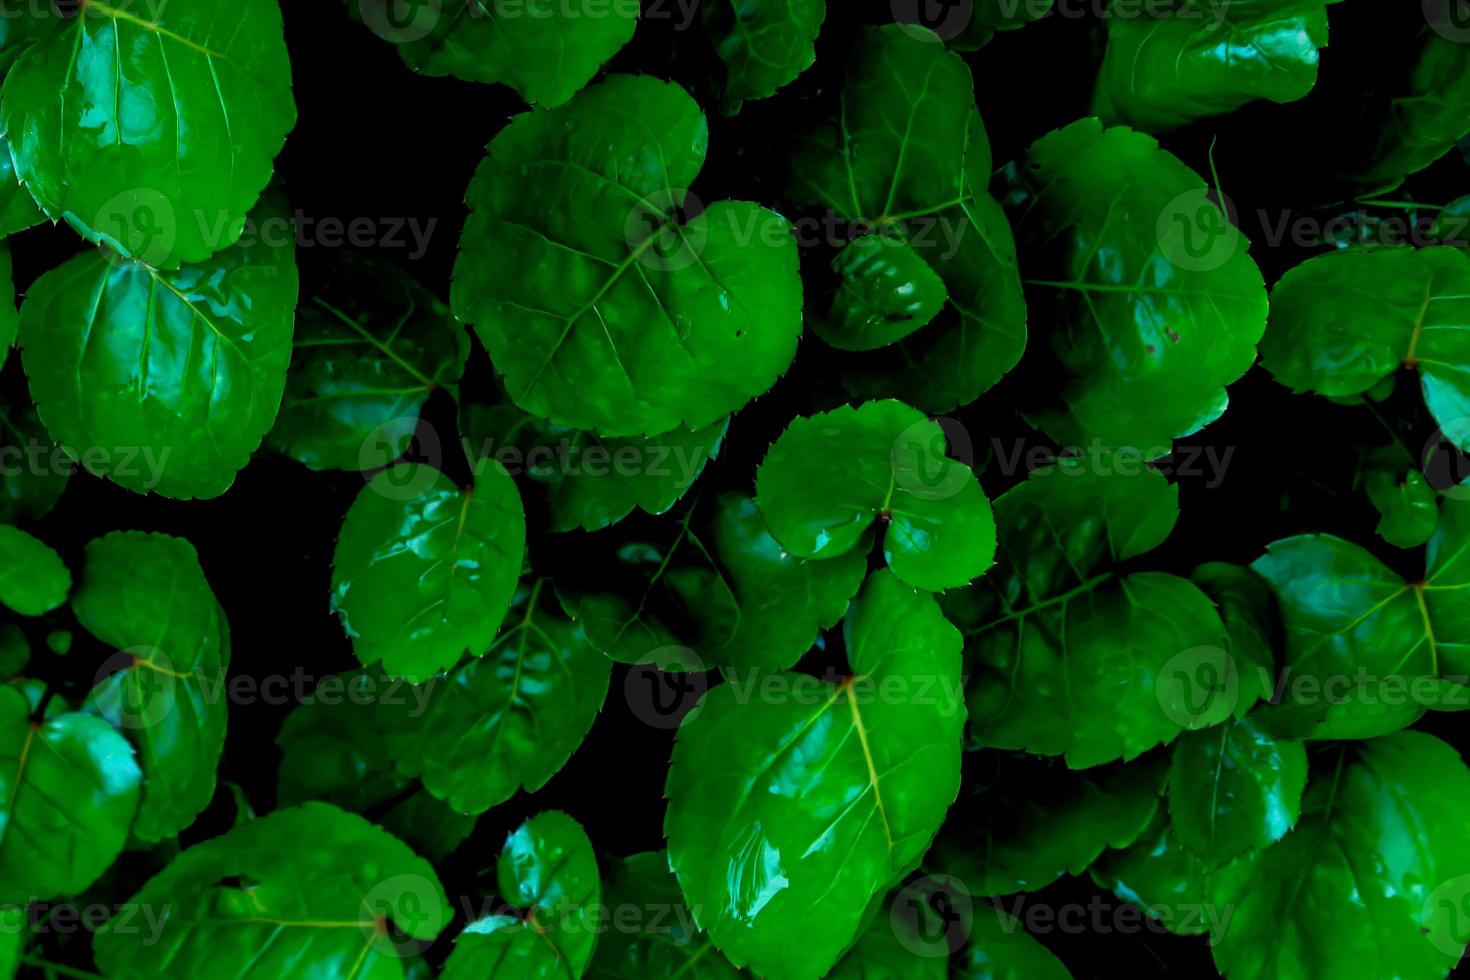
xmin=6 ymin=0 xmax=1470 ymax=976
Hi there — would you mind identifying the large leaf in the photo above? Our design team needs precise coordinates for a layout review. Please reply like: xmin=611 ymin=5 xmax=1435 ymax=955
xmin=0 ymin=684 xmax=141 ymax=904
xmin=452 ymin=75 xmax=803 ymax=437
xmin=755 ymin=400 xmax=996 ymax=592
xmin=331 ymin=461 xmax=526 ymax=682
xmin=270 ymin=252 xmax=469 ymax=472
xmin=0 ymin=397 xmax=68 ymax=524
xmin=18 ymin=193 xmax=298 ymax=499
xmin=788 ymin=25 xmax=1025 ymax=411
xmin=1093 ymin=0 xmax=1332 ymax=133
xmin=665 ymin=570 xmax=965 ymax=980
xmin=417 ymin=581 xmax=611 ymax=815
xmin=94 ymin=802 xmax=451 ymax=977
xmin=0 ymin=524 xmax=67 ymax=616
xmin=704 ymin=0 xmax=825 ymax=110
xmin=1348 ymin=32 xmax=1470 ymax=191
xmin=1 ymin=0 xmax=296 ymax=268
xmin=1001 ymin=118 xmax=1268 ymax=454
xmin=442 ymin=811 xmax=600 ymax=979
xmin=955 ymin=460 xmax=1229 ymax=766
xmin=587 ymin=850 xmax=741 ymax=979
xmin=71 ymin=531 xmax=228 ymax=842
xmin=349 ymin=0 xmax=636 ymax=107
xmin=1260 ymin=246 xmax=1470 ymax=453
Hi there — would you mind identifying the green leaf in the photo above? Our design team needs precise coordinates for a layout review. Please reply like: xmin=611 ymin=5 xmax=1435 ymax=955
xmin=956 ymin=909 xmax=1071 ymax=979
xmin=1210 ymin=732 xmax=1470 ymax=978
xmin=1001 ymin=118 xmax=1268 ymax=454
xmin=940 ymin=0 xmax=1055 ymax=51
xmin=665 ymin=570 xmax=965 ymax=980
xmin=755 ymin=401 xmax=996 ymax=592
xmin=352 ymin=0 xmax=637 ymax=107
xmin=417 ymin=580 xmax=610 ymax=815
xmin=1167 ymin=717 xmax=1307 ymax=866
xmin=94 ymin=802 xmax=451 ymax=978
xmin=452 ymin=74 xmax=802 ymax=437
xmin=442 ymin=811 xmax=601 ymax=979
xmin=1349 ymin=33 xmax=1470 ymax=191
xmin=1260 ymin=246 xmax=1470 ymax=454
xmin=0 ymin=525 xmax=67 ymax=616
xmin=0 ymin=397 xmax=68 ymax=525
xmin=789 ymin=25 xmax=1025 ymax=411
xmin=71 ymin=531 xmax=228 ymax=842
xmin=0 ymin=137 xmax=41 ymax=241
xmin=331 ymin=461 xmax=526 ymax=682
xmin=461 ymin=402 xmax=727 ymax=533
xmin=826 ymin=893 xmax=945 ymax=979
xmin=928 ymin=753 xmax=1165 ymax=896
xmin=1090 ymin=813 xmax=1214 ymax=938
xmin=562 ymin=492 xmax=866 ymax=671
xmin=0 ymin=2 xmax=45 ymax=75
xmin=586 ymin=851 xmax=741 ymax=979
xmin=0 ymin=684 xmax=141 ymax=904
xmin=269 ymin=252 xmax=469 ymax=472
xmin=956 ymin=460 xmax=1229 ymax=766
xmin=1 ymin=0 xmax=296 ymax=268
xmin=1093 ymin=0 xmax=1331 ymax=133
xmin=1191 ymin=561 xmax=1279 ymax=719
xmin=704 ymin=0 xmax=826 ymax=110
xmin=0 ymin=623 xmax=26 ymax=681
xmin=18 ymin=192 xmax=299 ymax=499
xmin=1367 ymin=467 xmax=1440 ymax=549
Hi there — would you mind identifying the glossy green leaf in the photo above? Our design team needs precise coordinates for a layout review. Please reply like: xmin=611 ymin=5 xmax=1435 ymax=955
xmin=929 ymin=753 xmax=1164 ymax=896
xmin=442 ymin=811 xmax=600 ymax=979
xmin=1349 ymin=33 xmax=1470 ymax=191
xmin=0 ymin=525 xmax=67 ymax=616
xmin=956 ymin=460 xmax=1229 ymax=766
xmin=94 ymin=802 xmax=451 ymax=978
xmin=704 ymin=0 xmax=825 ymax=109
xmin=1191 ymin=561 xmax=1279 ymax=719
xmin=817 ymin=234 xmax=950 ymax=352
xmin=453 ymin=75 xmax=802 ymax=437
xmin=270 ymin=252 xmax=469 ymax=472
xmin=789 ymin=25 xmax=1025 ymax=411
xmin=755 ymin=401 xmax=996 ymax=592
xmin=331 ymin=460 xmax=526 ymax=682
xmin=0 ymin=1 xmax=44 ymax=75
xmin=1210 ymin=732 xmax=1470 ymax=979
xmin=1167 ymin=717 xmax=1307 ymax=866
xmin=351 ymin=0 xmax=636 ymax=107
xmin=1367 ymin=466 xmax=1440 ymax=549
xmin=2 ymin=0 xmax=296 ymax=268
xmin=0 ymin=136 xmax=41 ymax=239
xmin=461 ymin=402 xmax=727 ymax=533
xmin=563 ymin=492 xmax=867 ymax=671
xmin=72 ymin=531 xmax=228 ymax=842
xmin=665 ymin=570 xmax=965 ymax=980
xmin=1261 ymin=246 xmax=1470 ymax=453
xmin=0 ymin=684 xmax=141 ymax=904
xmin=1093 ymin=0 xmax=1331 ymax=133
xmin=417 ymin=581 xmax=611 ymax=815
xmin=957 ymin=910 xmax=1071 ymax=979
xmin=0 ymin=397 xmax=68 ymax=525
xmin=1089 ymin=813 xmax=1214 ymax=938
xmin=19 ymin=193 xmax=298 ymax=499
xmin=587 ymin=850 xmax=741 ymax=979
xmin=1001 ymin=118 xmax=1268 ymax=454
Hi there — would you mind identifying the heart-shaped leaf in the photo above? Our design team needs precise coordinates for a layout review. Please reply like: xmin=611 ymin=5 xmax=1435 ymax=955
xmin=704 ymin=0 xmax=826 ymax=110
xmin=452 ymin=74 xmax=803 ymax=437
xmin=665 ymin=570 xmax=965 ymax=980
xmin=0 ymin=524 xmax=67 ymax=616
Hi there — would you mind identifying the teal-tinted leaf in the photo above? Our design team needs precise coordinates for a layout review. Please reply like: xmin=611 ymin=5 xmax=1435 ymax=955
xmin=418 ymin=581 xmax=610 ymax=815
xmin=1260 ymin=246 xmax=1470 ymax=453
xmin=1 ymin=0 xmax=296 ymax=268
xmin=1368 ymin=467 xmax=1440 ymax=549
xmin=755 ymin=401 xmax=996 ymax=592
xmin=352 ymin=0 xmax=636 ymax=107
xmin=0 ymin=398 xmax=68 ymax=524
xmin=1090 ymin=813 xmax=1214 ymax=938
xmin=928 ymin=753 xmax=1164 ymax=896
xmin=72 ymin=531 xmax=228 ymax=842
xmin=270 ymin=252 xmax=469 ymax=472
xmin=1001 ymin=118 xmax=1268 ymax=454
xmin=331 ymin=461 xmax=526 ymax=682
xmin=817 ymin=235 xmax=949 ymax=352
xmin=957 ymin=461 xmax=1229 ymax=766
xmin=1210 ymin=732 xmax=1470 ymax=978
xmin=587 ymin=851 xmax=741 ymax=979
xmin=0 ymin=136 xmax=41 ymax=239
xmin=0 ymin=685 xmax=141 ymax=904
xmin=1167 ymin=717 xmax=1307 ymax=866
xmin=789 ymin=26 xmax=1025 ymax=411
xmin=1349 ymin=32 xmax=1470 ymax=191
xmin=19 ymin=193 xmax=298 ymax=499
xmin=443 ymin=811 xmax=600 ymax=979
xmin=665 ymin=570 xmax=965 ymax=980
xmin=453 ymin=75 xmax=802 ymax=437
xmin=1093 ymin=0 xmax=1331 ymax=133
xmin=0 ymin=0 xmax=45 ymax=75
xmin=94 ymin=802 xmax=451 ymax=978
xmin=461 ymin=402 xmax=727 ymax=533
xmin=704 ymin=0 xmax=825 ymax=109
xmin=0 ymin=624 xmax=26 ymax=680
xmin=0 ymin=525 xmax=67 ymax=616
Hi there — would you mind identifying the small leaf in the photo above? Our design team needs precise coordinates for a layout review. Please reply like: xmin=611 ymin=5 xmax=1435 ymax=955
xmin=817 ymin=235 xmax=949 ymax=352
xmin=0 ymin=525 xmax=66 ymax=616
xmin=704 ymin=0 xmax=826 ymax=109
